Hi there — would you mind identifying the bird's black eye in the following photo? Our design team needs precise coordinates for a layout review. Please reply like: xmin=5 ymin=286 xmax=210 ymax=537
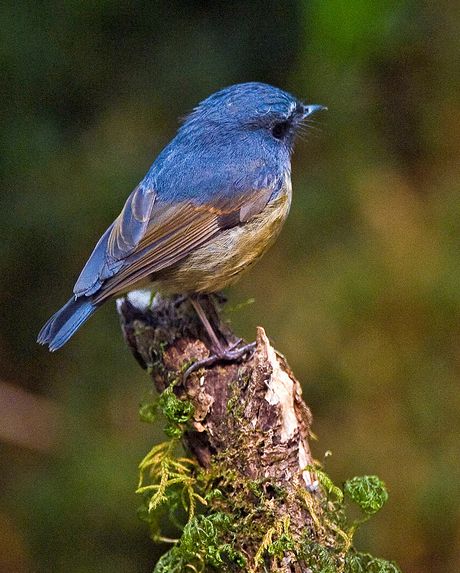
xmin=271 ymin=120 xmax=290 ymax=140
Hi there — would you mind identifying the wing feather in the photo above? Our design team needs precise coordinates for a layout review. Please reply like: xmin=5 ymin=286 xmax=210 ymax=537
xmin=91 ymin=186 xmax=275 ymax=303
xmin=74 ymin=182 xmax=156 ymax=296
xmin=108 ymin=182 xmax=156 ymax=259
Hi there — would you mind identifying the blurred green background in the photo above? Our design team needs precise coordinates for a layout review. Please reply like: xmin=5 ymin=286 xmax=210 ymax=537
xmin=1 ymin=1 xmax=459 ymax=571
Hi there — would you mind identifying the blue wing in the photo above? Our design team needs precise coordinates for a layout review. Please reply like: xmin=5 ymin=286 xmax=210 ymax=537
xmin=73 ymin=182 xmax=156 ymax=296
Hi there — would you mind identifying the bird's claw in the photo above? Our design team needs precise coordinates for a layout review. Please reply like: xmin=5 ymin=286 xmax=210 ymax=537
xmin=183 ymin=340 xmax=256 ymax=381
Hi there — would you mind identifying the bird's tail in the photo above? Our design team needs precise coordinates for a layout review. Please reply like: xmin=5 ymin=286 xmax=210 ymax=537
xmin=37 ymin=296 xmax=97 ymax=351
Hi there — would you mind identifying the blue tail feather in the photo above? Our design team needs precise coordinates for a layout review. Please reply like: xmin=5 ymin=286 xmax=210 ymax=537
xmin=37 ymin=297 xmax=97 ymax=351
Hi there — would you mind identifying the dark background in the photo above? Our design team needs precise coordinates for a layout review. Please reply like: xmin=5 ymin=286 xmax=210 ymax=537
xmin=1 ymin=1 xmax=459 ymax=571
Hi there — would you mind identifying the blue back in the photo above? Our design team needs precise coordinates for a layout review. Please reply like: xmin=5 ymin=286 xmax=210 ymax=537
xmin=142 ymin=82 xmax=300 ymax=204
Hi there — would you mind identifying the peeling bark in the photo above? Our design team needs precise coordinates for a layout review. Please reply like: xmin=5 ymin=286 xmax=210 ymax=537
xmin=117 ymin=292 xmax=319 ymax=571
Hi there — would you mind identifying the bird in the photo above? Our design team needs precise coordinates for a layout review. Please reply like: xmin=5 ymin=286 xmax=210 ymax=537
xmin=38 ymin=82 xmax=326 ymax=356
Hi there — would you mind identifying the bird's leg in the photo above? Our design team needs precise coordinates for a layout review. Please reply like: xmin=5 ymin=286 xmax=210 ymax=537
xmin=184 ymin=296 xmax=256 ymax=380
xmin=190 ymin=297 xmax=225 ymax=354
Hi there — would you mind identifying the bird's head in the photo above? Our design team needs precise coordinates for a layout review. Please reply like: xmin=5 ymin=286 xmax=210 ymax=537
xmin=180 ymin=82 xmax=326 ymax=152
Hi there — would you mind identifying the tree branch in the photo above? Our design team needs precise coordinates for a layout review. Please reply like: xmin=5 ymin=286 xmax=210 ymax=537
xmin=117 ymin=291 xmax=397 ymax=573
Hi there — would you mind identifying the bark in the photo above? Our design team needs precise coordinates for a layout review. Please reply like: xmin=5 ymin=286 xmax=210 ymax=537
xmin=117 ymin=291 xmax=320 ymax=572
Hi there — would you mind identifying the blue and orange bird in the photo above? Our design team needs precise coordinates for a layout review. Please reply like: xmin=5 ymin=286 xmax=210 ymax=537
xmin=38 ymin=83 xmax=325 ymax=359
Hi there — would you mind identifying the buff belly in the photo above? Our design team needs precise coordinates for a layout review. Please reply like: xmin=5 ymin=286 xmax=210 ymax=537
xmin=154 ymin=185 xmax=292 ymax=294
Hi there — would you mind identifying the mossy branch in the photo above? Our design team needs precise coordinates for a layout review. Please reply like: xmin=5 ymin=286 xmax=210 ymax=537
xmin=117 ymin=292 xmax=401 ymax=573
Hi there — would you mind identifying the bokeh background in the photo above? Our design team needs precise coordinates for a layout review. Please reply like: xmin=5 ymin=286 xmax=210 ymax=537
xmin=1 ymin=1 xmax=459 ymax=571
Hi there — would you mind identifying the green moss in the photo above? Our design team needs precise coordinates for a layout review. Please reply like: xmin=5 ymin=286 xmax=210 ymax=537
xmin=226 ymin=376 xmax=247 ymax=419
xmin=139 ymin=384 xmax=194 ymax=437
xmin=141 ymin=451 xmax=401 ymax=572
xmin=345 ymin=552 xmax=401 ymax=573
xmin=159 ymin=386 xmax=194 ymax=438
xmin=296 ymin=542 xmax=402 ymax=573
xmin=154 ymin=514 xmax=246 ymax=573
xmin=299 ymin=541 xmax=337 ymax=573
xmin=153 ymin=549 xmax=185 ymax=573
xmin=265 ymin=518 xmax=295 ymax=558
xmin=308 ymin=466 xmax=344 ymax=503
xmin=181 ymin=514 xmax=246 ymax=568
xmin=343 ymin=476 xmax=389 ymax=516
xmin=137 ymin=389 xmax=400 ymax=572
xmin=136 ymin=438 xmax=207 ymax=538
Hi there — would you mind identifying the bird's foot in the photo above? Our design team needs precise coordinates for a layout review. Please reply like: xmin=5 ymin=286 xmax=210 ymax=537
xmin=183 ymin=339 xmax=256 ymax=381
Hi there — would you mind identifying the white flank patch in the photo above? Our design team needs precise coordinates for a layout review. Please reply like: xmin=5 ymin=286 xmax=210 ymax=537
xmin=116 ymin=289 xmax=152 ymax=312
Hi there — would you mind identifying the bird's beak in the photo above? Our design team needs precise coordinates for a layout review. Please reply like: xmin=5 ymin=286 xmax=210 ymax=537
xmin=303 ymin=104 xmax=327 ymax=118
